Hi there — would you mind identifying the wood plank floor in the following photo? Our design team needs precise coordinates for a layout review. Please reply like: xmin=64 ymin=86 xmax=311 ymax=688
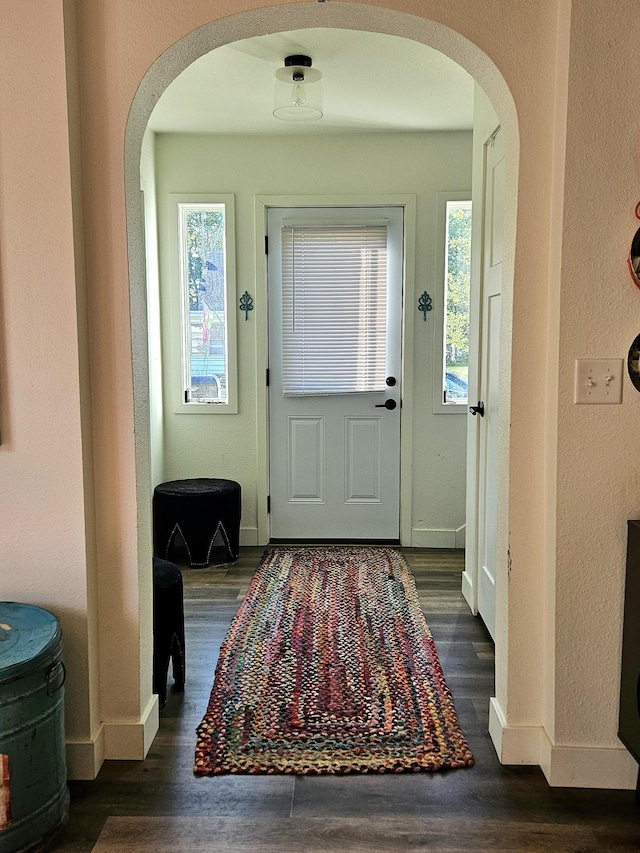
xmin=51 ymin=547 xmax=640 ymax=852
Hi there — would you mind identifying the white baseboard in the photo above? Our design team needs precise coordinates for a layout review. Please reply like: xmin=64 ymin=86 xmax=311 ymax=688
xmin=66 ymin=725 xmax=106 ymax=780
xmin=539 ymin=730 xmax=638 ymax=789
xmin=489 ymin=697 xmax=542 ymax=765
xmin=489 ymin=697 xmax=639 ymax=789
xmin=240 ymin=526 xmax=258 ymax=546
xmin=66 ymin=697 xmax=161 ymax=779
xmin=103 ymin=694 xmax=159 ymax=762
xmin=411 ymin=525 xmax=466 ymax=549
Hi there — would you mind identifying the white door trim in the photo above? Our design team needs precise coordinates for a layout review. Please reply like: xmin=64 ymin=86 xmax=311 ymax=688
xmin=254 ymin=194 xmax=416 ymax=545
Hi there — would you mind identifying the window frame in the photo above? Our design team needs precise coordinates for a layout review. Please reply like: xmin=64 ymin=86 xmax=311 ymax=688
xmin=169 ymin=194 xmax=238 ymax=414
xmin=432 ymin=191 xmax=472 ymax=415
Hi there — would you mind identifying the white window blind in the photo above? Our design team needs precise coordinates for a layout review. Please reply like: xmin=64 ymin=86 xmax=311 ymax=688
xmin=281 ymin=223 xmax=388 ymax=396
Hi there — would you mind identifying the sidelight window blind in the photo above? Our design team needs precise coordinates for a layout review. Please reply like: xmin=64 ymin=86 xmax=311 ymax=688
xmin=281 ymin=223 xmax=388 ymax=396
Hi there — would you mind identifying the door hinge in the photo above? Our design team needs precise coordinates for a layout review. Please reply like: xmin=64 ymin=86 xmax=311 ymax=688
xmin=267 ymin=495 xmax=271 ymax=514
xmin=266 ymin=368 xmax=270 ymax=387
xmin=265 ymin=235 xmax=269 ymax=254
xmin=184 ymin=389 xmax=189 ymax=403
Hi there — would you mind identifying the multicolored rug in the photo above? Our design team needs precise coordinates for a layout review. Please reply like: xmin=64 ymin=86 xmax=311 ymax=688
xmin=194 ymin=547 xmax=474 ymax=775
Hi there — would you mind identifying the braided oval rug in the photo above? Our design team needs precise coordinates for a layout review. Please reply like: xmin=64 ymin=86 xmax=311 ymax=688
xmin=194 ymin=547 xmax=474 ymax=776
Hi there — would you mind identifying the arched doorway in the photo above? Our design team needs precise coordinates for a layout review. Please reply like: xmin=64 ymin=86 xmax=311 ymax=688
xmin=124 ymin=1 xmax=519 ymax=760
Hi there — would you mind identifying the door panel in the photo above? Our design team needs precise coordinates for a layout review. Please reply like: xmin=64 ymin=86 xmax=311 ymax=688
xmin=288 ymin=417 xmax=324 ymax=501
xmin=268 ymin=206 xmax=403 ymax=540
xmin=345 ymin=417 xmax=382 ymax=502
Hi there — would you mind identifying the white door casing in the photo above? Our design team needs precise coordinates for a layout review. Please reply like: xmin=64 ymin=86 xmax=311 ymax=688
xmin=267 ymin=206 xmax=404 ymax=540
xmin=475 ymin=127 xmax=505 ymax=641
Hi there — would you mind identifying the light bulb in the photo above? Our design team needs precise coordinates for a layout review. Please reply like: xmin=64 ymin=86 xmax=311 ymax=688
xmin=292 ymin=82 xmax=306 ymax=107
xmin=274 ymin=57 xmax=323 ymax=121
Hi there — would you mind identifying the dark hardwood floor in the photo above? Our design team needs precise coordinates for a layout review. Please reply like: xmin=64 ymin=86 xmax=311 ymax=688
xmin=51 ymin=547 xmax=640 ymax=852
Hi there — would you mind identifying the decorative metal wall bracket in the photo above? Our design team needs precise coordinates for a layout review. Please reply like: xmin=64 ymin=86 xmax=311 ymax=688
xmin=418 ymin=291 xmax=433 ymax=320
xmin=239 ymin=291 xmax=254 ymax=320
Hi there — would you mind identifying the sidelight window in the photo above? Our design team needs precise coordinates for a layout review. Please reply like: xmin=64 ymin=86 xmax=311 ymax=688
xmin=434 ymin=195 xmax=471 ymax=411
xmin=175 ymin=196 xmax=237 ymax=412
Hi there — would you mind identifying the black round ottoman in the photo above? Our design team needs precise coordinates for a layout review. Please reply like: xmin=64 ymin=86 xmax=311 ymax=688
xmin=153 ymin=478 xmax=241 ymax=567
xmin=152 ymin=558 xmax=185 ymax=709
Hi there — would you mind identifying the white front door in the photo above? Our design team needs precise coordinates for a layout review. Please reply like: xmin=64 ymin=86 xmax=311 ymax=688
xmin=267 ymin=207 xmax=404 ymax=540
xmin=475 ymin=128 xmax=505 ymax=640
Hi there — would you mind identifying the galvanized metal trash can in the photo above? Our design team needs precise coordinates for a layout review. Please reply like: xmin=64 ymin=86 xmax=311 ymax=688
xmin=0 ymin=603 xmax=69 ymax=853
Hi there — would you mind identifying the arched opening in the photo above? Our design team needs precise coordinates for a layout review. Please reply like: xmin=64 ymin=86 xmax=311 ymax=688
xmin=124 ymin=2 xmax=519 ymax=760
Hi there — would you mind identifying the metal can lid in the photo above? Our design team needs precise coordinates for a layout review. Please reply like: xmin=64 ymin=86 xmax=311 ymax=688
xmin=0 ymin=602 xmax=62 ymax=683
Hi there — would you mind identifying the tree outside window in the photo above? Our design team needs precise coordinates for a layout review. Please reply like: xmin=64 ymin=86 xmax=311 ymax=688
xmin=443 ymin=200 xmax=471 ymax=404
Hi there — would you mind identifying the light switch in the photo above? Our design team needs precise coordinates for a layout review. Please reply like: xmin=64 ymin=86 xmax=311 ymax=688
xmin=574 ymin=358 xmax=623 ymax=404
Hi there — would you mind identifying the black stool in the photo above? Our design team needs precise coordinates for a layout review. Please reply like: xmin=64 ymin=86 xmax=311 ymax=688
xmin=153 ymin=558 xmax=185 ymax=708
xmin=153 ymin=478 xmax=241 ymax=567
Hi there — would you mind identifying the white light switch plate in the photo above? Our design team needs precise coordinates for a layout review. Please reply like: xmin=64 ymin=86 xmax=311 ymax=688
xmin=574 ymin=358 xmax=623 ymax=404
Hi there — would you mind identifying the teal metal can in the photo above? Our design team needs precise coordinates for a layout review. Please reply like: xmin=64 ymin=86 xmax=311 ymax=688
xmin=0 ymin=603 xmax=69 ymax=853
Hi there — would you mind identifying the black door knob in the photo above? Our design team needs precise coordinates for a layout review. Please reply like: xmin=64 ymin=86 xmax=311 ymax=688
xmin=469 ymin=401 xmax=485 ymax=417
xmin=375 ymin=399 xmax=397 ymax=410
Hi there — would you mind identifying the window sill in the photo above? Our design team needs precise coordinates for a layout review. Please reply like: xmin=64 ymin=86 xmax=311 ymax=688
xmin=175 ymin=401 xmax=238 ymax=415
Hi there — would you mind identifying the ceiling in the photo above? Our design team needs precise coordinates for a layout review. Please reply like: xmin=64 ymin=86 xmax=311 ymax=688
xmin=148 ymin=28 xmax=474 ymax=135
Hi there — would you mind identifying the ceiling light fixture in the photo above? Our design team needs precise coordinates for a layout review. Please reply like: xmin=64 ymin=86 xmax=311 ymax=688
xmin=273 ymin=55 xmax=323 ymax=122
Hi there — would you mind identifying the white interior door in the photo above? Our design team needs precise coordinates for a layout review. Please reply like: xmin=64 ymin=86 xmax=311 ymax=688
xmin=267 ymin=207 xmax=404 ymax=540
xmin=475 ymin=128 xmax=505 ymax=640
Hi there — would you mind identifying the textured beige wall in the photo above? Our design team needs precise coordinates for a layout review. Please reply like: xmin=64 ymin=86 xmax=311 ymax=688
xmin=2 ymin=0 xmax=639 ymax=786
xmin=552 ymin=0 xmax=640 ymax=764
xmin=0 ymin=0 xmax=100 ymax=779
